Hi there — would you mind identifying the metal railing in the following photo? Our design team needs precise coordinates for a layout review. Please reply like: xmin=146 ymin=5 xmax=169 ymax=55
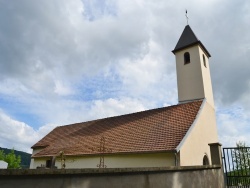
xmin=223 ymin=147 xmax=250 ymax=187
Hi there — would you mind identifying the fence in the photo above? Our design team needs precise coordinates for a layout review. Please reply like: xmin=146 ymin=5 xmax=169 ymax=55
xmin=223 ymin=147 xmax=250 ymax=187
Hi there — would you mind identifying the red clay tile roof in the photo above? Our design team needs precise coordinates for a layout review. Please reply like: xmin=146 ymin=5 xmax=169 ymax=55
xmin=32 ymin=100 xmax=203 ymax=158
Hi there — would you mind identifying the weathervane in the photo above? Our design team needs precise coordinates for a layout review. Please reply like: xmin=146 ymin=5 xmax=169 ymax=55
xmin=185 ymin=10 xmax=189 ymax=25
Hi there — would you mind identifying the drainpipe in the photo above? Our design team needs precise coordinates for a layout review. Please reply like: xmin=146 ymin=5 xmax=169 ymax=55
xmin=174 ymin=150 xmax=178 ymax=166
xmin=51 ymin=156 xmax=56 ymax=169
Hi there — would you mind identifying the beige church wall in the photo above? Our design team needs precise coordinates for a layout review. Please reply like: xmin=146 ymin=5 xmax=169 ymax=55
xmin=29 ymin=148 xmax=45 ymax=169
xmin=31 ymin=158 xmax=50 ymax=169
xmin=175 ymin=45 xmax=215 ymax=107
xmin=198 ymin=47 xmax=215 ymax=107
xmin=175 ymin=45 xmax=205 ymax=103
xmin=30 ymin=152 xmax=175 ymax=169
xmin=177 ymin=100 xmax=219 ymax=166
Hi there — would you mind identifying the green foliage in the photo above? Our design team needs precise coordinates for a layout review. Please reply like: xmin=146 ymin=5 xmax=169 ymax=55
xmin=233 ymin=141 xmax=250 ymax=171
xmin=0 ymin=148 xmax=21 ymax=169
xmin=229 ymin=141 xmax=250 ymax=186
xmin=0 ymin=147 xmax=31 ymax=169
xmin=0 ymin=150 xmax=5 ymax=160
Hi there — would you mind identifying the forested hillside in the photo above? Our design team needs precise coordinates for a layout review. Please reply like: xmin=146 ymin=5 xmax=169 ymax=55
xmin=0 ymin=147 xmax=31 ymax=169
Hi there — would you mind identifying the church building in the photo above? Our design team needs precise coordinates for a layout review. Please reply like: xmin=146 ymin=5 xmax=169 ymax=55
xmin=30 ymin=25 xmax=219 ymax=169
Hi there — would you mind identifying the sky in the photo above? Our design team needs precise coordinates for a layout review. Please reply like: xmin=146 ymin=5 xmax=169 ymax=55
xmin=0 ymin=0 xmax=249 ymax=153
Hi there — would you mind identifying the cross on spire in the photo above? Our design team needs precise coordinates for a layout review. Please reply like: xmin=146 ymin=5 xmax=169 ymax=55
xmin=185 ymin=10 xmax=189 ymax=25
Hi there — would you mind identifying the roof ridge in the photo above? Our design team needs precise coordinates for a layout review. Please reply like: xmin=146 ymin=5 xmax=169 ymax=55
xmin=55 ymin=99 xmax=203 ymax=128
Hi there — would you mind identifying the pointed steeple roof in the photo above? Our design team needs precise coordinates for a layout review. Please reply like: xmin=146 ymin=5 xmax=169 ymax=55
xmin=172 ymin=25 xmax=211 ymax=57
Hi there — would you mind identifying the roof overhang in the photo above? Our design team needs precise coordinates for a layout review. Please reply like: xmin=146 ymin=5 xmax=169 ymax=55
xmin=32 ymin=150 xmax=177 ymax=158
xmin=172 ymin=41 xmax=211 ymax=58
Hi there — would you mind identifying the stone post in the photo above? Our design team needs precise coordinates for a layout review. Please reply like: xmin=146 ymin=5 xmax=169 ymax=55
xmin=208 ymin=143 xmax=222 ymax=165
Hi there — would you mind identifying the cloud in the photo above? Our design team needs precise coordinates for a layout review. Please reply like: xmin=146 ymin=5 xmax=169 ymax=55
xmin=0 ymin=109 xmax=58 ymax=153
xmin=204 ymin=1 xmax=250 ymax=106
xmin=217 ymin=105 xmax=250 ymax=147
xmin=0 ymin=0 xmax=149 ymax=94
xmin=82 ymin=0 xmax=117 ymax=21
xmin=88 ymin=97 xmax=146 ymax=120
xmin=117 ymin=39 xmax=177 ymax=107
xmin=0 ymin=97 xmax=146 ymax=153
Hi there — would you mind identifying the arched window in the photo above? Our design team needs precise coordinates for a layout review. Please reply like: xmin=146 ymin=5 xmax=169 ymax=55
xmin=184 ymin=52 xmax=190 ymax=65
xmin=203 ymin=154 xmax=209 ymax=165
xmin=203 ymin=54 xmax=206 ymax=68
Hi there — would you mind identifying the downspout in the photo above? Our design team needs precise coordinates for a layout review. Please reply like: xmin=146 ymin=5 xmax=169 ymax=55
xmin=174 ymin=150 xmax=178 ymax=166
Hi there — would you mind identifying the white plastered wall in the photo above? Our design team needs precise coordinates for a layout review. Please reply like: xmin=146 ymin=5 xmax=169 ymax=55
xmin=29 ymin=148 xmax=44 ymax=169
xmin=198 ymin=47 xmax=215 ymax=107
xmin=30 ymin=152 xmax=175 ymax=169
xmin=177 ymin=100 xmax=219 ymax=166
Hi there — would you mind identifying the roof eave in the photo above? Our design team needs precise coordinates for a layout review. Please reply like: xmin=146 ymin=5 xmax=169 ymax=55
xmin=172 ymin=41 xmax=211 ymax=58
xmin=32 ymin=149 xmax=177 ymax=158
xmin=31 ymin=145 xmax=48 ymax=149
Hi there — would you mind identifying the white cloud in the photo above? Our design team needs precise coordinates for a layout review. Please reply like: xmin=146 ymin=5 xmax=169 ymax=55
xmin=0 ymin=109 xmax=58 ymax=153
xmin=217 ymin=105 xmax=250 ymax=147
xmin=88 ymin=97 xmax=146 ymax=120
xmin=117 ymin=38 xmax=177 ymax=107
xmin=0 ymin=97 xmax=146 ymax=153
xmin=54 ymin=80 xmax=74 ymax=96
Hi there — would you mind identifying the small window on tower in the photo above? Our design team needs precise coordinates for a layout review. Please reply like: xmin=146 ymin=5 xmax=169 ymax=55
xmin=203 ymin=54 xmax=207 ymax=68
xmin=184 ymin=52 xmax=190 ymax=65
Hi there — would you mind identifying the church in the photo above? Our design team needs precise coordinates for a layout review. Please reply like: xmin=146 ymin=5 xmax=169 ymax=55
xmin=30 ymin=24 xmax=219 ymax=169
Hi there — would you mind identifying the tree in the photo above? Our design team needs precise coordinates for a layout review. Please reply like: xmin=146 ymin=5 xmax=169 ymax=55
xmin=230 ymin=141 xmax=250 ymax=186
xmin=0 ymin=149 xmax=21 ymax=169
xmin=232 ymin=141 xmax=250 ymax=171
xmin=0 ymin=150 xmax=5 ymax=160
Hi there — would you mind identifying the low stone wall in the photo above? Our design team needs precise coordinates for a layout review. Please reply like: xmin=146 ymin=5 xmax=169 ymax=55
xmin=0 ymin=165 xmax=225 ymax=188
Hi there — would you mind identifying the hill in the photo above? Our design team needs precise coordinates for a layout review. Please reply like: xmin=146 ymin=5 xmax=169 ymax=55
xmin=0 ymin=147 xmax=31 ymax=169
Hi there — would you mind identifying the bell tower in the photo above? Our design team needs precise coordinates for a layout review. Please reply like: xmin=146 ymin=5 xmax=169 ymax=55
xmin=172 ymin=25 xmax=214 ymax=108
